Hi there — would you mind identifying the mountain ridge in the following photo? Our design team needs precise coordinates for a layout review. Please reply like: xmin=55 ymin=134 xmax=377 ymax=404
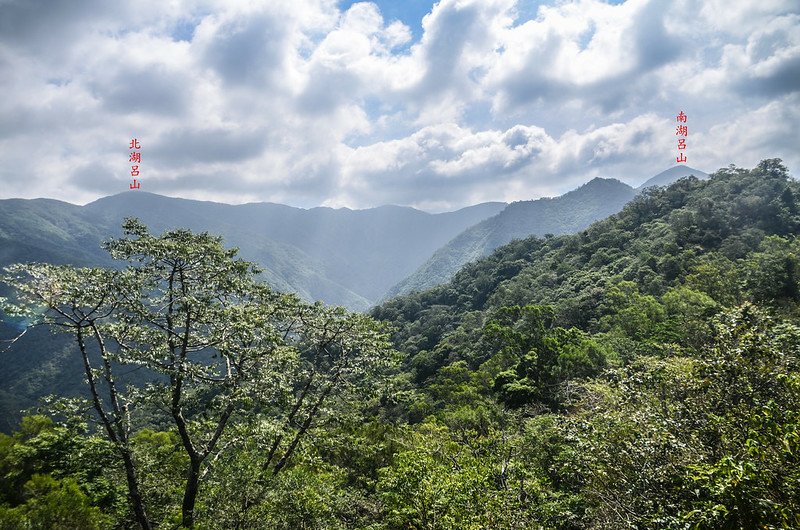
xmin=0 ymin=163 xmax=737 ymax=432
xmin=0 ymin=193 xmax=509 ymax=310
xmin=382 ymin=177 xmax=638 ymax=300
xmin=382 ymin=166 xmax=711 ymax=301
xmin=1 ymin=165 xmax=708 ymax=309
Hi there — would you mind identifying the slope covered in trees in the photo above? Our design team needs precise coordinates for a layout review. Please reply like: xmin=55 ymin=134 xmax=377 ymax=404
xmin=370 ymin=159 xmax=800 ymax=528
xmin=376 ymin=160 xmax=798 ymax=359
xmin=384 ymin=177 xmax=638 ymax=299
xmin=386 ymin=165 xmax=710 ymax=300
xmin=1 ymin=159 xmax=798 ymax=529
xmin=0 ymin=196 xmax=503 ymax=426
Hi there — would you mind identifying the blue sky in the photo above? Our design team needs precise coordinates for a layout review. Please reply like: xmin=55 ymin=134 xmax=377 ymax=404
xmin=339 ymin=0 xmax=434 ymax=41
xmin=339 ymin=0 xmax=628 ymax=41
xmin=0 ymin=0 xmax=798 ymax=211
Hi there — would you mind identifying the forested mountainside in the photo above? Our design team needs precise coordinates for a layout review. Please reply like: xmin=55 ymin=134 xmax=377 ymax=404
xmin=0 ymin=195 xmax=503 ymax=427
xmin=370 ymin=159 xmax=799 ymax=528
xmin=0 ymin=160 xmax=798 ymax=529
xmin=386 ymin=164 xmax=709 ymax=300
xmin=0 ymin=168 xmax=684 ymax=430
xmin=374 ymin=162 xmax=783 ymax=359
xmin=0 ymin=193 xmax=506 ymax=311
xmin=385 ymin=177 xmax=638 ymax=299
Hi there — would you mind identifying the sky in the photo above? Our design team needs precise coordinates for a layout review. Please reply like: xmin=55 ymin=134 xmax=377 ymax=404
xmin=0 ymin=0 xmax=798 ymax=212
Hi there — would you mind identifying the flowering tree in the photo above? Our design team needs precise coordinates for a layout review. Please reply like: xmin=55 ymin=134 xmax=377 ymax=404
xmin=2 ymin=219 xmax=393 ymax=528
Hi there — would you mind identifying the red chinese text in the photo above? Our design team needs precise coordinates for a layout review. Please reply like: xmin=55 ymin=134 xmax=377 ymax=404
xmin=129 ymin=138 xmax=141 ymax=190
xmin=675 ymin=112 xmax=688 ymax=163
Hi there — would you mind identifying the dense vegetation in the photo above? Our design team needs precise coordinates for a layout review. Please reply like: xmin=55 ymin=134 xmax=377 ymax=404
xmin=385 ymin=177 xmax=638 ymax=299
xmin=1 ymin=159 xmax=799 ymax=528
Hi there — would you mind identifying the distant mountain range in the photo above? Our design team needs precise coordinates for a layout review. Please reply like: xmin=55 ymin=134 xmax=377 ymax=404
xmin=0 ymin=165 xmax=708 ymax=309
xmin=384 ymin=178 xmax=636 ymax=299
xmin=0 ymin=193 xmax=506 ymax=311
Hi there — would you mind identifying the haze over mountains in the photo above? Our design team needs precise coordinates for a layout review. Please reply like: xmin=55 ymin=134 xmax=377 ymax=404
xmin=0 ymin=194 xmax=506 ymax=311
xmin=0 ymin=165 xmax=708 ymax=310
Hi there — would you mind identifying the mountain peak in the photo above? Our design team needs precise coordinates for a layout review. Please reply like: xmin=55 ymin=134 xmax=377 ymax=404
xmin=584 ymin=176 xmax=629 ymax=187
xmin=566 ymin=177 xmax=633 ymax=197
xmin=638 ymin=165 xmax=709 ymax=189
xmin=383 ymin=176 xmax=638 ymax=299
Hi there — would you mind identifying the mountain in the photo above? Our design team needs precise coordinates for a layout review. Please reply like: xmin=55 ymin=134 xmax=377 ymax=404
xmin=0 ymin=192 xmax=506 ymax=310
xmin=0 ymin=198 xmax=116 ymax=269
xmin=383 ymin=165 xmax=712 ymax=300
xmin=1 ymin=161 xmax=796 ymax=525
xmin=369 ymin=160 xmax=799 ymax=528
xmin=373 ymin=159 xmax=799 ymax=386
xmin=0 ymin=167 xmax=708 ymax=428
xmin=383 ymin=177 xmax=638 ymax=300
xmin=637 ymin=164 xmax=709 ymax=189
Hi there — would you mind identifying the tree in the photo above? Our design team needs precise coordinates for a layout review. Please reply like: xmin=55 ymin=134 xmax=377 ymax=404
xmin=485 ymin=305 xmax=606 ymax=408
xmin=1 ymin=218 xmax=393 ymax=528
xmin=2 ymin=263 xmax=154 ymax=529
xmin=0 ymin=474 xmax=111 ymax=530
xmin=742 ymin=236 xmax=800 ymax=305
xmin=563 ymin=304 xmax=800 ymax=528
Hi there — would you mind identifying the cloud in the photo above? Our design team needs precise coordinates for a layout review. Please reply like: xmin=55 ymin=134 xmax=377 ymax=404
xmin=483 ymin=0 xmax=687 ymax=115
xmin=0 ymin=0 xmax=797 ymax=210
xmin=148 ymin=127 xmax=268 ymax=166
xmin=198 ymin=11 xmax=292 ymax=88
xmin=332 ymin=115 xmax=673 ymax=209
xmin=96 ymin=66 xmax=191 ymax=117
xmin=697 ymin=93 xmax=800 ymax=171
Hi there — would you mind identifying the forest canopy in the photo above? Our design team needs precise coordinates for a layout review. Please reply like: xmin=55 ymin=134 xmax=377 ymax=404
xmin=1 ymin=159 xmax=799 ymax=529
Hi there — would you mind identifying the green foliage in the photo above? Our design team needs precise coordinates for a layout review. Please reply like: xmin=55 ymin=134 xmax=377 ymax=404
xmin=131 ymin=429 xmax=186 ymax=525
xmin=0 ymin=474 xmax=111 ymax=530
xmin=378 ymin=422 xmax=513 ymax=530
xmin=0 ymin=416 xmax=122 ymax=528
xmin=484 ymin=305 xmax=607 ymax=408
xmin=555 ymin=305 xmax=800 ymax=529
xmin=2 ymin=218 xmax=396 ymax=528
xmin=1 ymin=160 xmax=799 ymax=528
xmin=742 ymin=235 xmax=800 ymax=307
xmin=371 ymin=160 xmax=800 ymax=528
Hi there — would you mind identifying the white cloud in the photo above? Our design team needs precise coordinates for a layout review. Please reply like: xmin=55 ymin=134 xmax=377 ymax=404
xmin=0 ymin=0 xmax=797 ymax=210
xmin=696 ymin=93 xmax=800 ymax=170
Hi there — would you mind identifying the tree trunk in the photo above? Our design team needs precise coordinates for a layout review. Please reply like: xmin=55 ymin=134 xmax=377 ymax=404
xmin=182 ymin=458 xmax=202 ymax=528
xmin=264 ymin=373 xmax=315 ymax=471
xmin=122 ymin=451 xmax=153 ymax=530
xmin=77 ymin=326 xmax=153 ymax=530
xmin=272 ymin=381 xmax=334 ymax=475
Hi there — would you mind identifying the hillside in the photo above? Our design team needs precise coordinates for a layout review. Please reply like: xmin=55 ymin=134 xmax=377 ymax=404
xmin=0 ymin=195 xmax=503 ymax=425
xmin=0 ymin=168 xmax=721 ymax=428
xmin=0 ymin=193 xmax=506 ymax=310
xmin=385 ymin=164 xmax=713 ymax=301
xmin=384 ymin=177 xmax=638 ymax=299
xmin=366 ymin=159 xmax=799 ymax=529
xmin=374 ymin=159 xmax=799 ymax=378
